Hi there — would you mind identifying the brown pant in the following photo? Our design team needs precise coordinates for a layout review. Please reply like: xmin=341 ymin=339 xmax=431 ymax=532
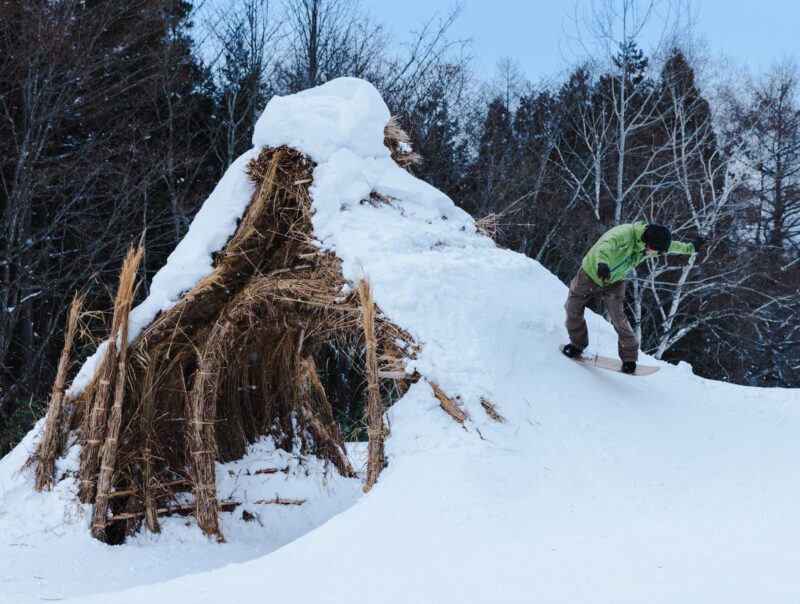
xmin=564 ymin=269 xmax=639 ymax=362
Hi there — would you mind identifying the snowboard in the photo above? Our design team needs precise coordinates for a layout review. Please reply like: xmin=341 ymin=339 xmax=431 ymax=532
xmin=559 ymin=345 xmax=660 ymax=376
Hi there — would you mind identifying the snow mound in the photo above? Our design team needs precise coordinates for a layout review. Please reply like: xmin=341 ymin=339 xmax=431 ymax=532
xmin=2 ymin=78 xmax=800 ymax=604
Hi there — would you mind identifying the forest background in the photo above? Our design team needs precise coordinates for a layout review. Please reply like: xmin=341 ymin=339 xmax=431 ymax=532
xmin=2 ymin=0 xmax=798 ymax=453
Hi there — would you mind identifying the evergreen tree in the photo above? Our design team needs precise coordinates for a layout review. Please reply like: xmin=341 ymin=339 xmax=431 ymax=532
xmin=463 ymin=97 xmax=515 ymax=217
xmin=405 ymin=84 xmax=468 ymax=201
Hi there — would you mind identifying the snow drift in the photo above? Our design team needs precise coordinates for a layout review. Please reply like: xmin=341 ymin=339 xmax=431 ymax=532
xmin=2 ymin=78 xmax=799 ymax=604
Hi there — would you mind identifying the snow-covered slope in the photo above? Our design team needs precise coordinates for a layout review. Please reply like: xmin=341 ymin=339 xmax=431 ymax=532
xmin=2 ymin=79 xmax=799 ymax=604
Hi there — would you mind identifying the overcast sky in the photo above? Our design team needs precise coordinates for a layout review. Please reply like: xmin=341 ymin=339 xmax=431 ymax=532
xmin=364 ymin=0 xmax=797 ymax=81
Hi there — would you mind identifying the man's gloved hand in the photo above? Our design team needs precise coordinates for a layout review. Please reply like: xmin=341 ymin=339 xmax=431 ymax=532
xmin=692 ymin=236 xmax=706 ymax=253
xmin=597 ymin=262 xmax=611 ymax=281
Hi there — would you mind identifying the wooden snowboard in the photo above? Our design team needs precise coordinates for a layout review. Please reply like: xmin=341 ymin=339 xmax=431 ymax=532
xmin=559 ymin=345 xmax=660 ymax=376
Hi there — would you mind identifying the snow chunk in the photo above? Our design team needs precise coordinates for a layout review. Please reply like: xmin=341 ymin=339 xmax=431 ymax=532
xmin=253 ymin=78 xmax=391 ymax=163
xmin=68 ymin=341 xmax=109 ymax=396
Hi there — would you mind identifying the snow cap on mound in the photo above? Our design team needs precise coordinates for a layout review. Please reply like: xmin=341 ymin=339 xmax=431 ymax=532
xmin=253 ymin=77 xmax=392 ymax=163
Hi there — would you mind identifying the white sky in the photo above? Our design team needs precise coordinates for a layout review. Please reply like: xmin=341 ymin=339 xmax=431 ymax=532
xmin=365 ymin=0 xmax=798 ymax=81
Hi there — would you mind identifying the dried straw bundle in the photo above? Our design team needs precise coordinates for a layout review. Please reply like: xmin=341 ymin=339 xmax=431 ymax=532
xmin=33 ymin=140 xmax=418 ymax=543
xmin=357 ymin=278 xmax=386 ymax=492
xmin=91 ymin=242 xmax=144 ymax=540
xmin=34 ymin=293 xmax=84 ymax=492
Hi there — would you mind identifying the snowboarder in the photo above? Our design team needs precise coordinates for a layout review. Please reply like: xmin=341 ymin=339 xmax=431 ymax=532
xmin=561 ymin=221 xmax=703 ymax=374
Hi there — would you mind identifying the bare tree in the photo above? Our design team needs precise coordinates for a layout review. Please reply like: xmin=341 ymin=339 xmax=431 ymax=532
xmin=278 ymin=0 xmax=388 ymax=93
xmin=554 ymin=66 xmax=614 ymax=221
xmin=571 ymin=0 xmax=691 ymax=222
xmin=205 ymin=0 xmax=282 ymax=168
xmin=739 ymin=60 xmax=800 ymax=253
xmin=377 ymin=6 xmax=470 ymax=116
xmin=0 ymin=0 xmax=213 ymax=445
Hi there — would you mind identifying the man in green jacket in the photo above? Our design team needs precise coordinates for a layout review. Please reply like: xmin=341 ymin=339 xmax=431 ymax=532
xmin=562 ymin=221 xmax=700 ymax=374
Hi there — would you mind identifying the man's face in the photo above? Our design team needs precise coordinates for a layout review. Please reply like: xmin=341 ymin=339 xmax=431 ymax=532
xmin=645 ymin=246 xmax=658 ymax=255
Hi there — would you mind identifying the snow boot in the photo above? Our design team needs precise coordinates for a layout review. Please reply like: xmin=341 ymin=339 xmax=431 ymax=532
xmin=621 ymin=361 xmax=636 ymax=374
xmin=562 ymin=344 xmax=583 ymax=359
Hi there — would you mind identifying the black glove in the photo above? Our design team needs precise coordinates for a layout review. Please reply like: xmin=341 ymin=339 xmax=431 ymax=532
xmin=597 ymin=262 xmax=611 ymax=281
xmin=692 ymin=236 xmax=706 ymax=253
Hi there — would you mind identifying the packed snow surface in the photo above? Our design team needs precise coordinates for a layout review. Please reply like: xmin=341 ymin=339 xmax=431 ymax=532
xmin=2 ymin=78 xmax=799 ymax=604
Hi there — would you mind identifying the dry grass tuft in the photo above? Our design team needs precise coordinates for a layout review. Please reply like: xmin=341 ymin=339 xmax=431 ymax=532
xmin=384 ymin=116 xmax=422 ymax=168
xmin=475 ymin=212 xmax=502 ymax=242
xmin=480 ymin=397 xmax=504 ymax=422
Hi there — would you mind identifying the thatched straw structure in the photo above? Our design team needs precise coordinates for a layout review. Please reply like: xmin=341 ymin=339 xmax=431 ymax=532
xmin=32 ymin=125 xmax=426 ymax=544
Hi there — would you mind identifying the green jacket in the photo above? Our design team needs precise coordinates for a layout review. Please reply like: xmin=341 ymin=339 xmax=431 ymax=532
xmin=581 ymin=221 xmax=695 ymax=286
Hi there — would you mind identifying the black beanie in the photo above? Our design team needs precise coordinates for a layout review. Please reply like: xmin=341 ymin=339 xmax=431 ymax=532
xmin=643 ymin=224 xmax=672 ymax=252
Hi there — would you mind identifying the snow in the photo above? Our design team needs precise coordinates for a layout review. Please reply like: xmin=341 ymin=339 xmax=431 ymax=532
xmin=0 ymin=427 xmax=364 ymax=603
xmin=2 ymin=78 xmax=800 ymax=604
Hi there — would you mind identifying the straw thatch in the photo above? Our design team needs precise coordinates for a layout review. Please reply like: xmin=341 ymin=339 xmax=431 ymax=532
xmin=31 ymin=120 xmax=427 ymax=544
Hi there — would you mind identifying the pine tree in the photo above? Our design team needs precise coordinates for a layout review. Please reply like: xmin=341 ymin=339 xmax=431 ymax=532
xmin=463 ymin=97 xmax=515 ymax=217
xmin=406 ymin=84 xmax=468 ymax=200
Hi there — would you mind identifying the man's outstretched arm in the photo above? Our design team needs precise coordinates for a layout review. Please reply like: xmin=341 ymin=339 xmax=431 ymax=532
xmin=667 ymin=239 xmax=698 ymax=255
